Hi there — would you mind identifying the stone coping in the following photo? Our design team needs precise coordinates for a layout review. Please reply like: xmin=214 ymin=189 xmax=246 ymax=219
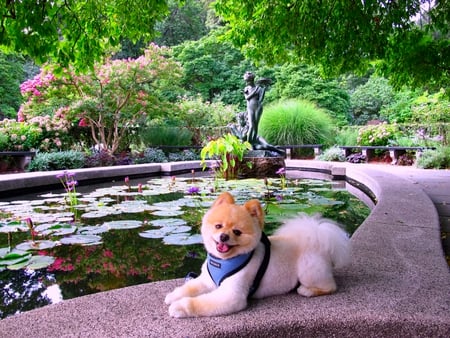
xmin=0 ymin=160 xmax=449 ymax=337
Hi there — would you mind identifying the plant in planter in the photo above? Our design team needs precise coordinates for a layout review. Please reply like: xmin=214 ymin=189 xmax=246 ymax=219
xmin=200 ymin=133 xmax=252 ymax=180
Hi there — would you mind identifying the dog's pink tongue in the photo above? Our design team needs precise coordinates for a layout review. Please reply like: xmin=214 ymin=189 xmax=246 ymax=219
xmin=217 ymin=242 xmax=230 ymax=253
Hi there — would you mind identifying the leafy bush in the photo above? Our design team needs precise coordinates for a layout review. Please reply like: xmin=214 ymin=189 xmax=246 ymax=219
xmin=259 ymin=99 xmax=334 ymax=146
xmin=335 ymin=127 xmax=358 ymax=146
xmin=350 ymin=76 xmax=394 ymax=125
xmin=266 ymin=64 xmax=351 ymax=125
xmin=416 ymin=147 xmax=450 ymax=169
xmin=168 ymin=150 xmax=199 ymax=162
xmin=134 ymin=148 xmax=168 ymax=164
xmin=346 ymin=153 xmax=366 ymax=163
xmin=317 ymin=146 xmax=346 ymax=162
xmin=357 ymin=123 xmax=400 ymax=146
xmin=27 ymin=151 xmax=85 ymax=171
xmin=84 ymin=150 xmax=118 ymax=167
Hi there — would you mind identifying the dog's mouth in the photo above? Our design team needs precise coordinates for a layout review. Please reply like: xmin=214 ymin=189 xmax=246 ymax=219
xmin=216 ymin=242 xmax=234 ymax=253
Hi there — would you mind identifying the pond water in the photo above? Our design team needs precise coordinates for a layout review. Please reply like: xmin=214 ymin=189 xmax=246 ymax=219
xmin=0 ymin=174 xmax=370 ymax=319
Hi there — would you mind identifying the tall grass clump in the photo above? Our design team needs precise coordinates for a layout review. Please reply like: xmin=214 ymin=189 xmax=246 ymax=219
xmin=141 ymin=125 xmax=193 ymax=147
xmin=259 ymin=99 xmax=334 ymax=146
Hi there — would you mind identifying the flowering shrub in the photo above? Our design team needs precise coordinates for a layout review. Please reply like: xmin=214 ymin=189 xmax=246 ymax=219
xmin=0 ymin=119 xmax=42 ymax=151
xmin=357 ymin=123 xmax=399 ymax=146
xmin=18 ymin=44 xmax=183 ymax=153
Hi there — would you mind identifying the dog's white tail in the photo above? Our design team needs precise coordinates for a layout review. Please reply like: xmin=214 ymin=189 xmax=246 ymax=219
xmin=275 ymin=214 xmax=351 ymax=268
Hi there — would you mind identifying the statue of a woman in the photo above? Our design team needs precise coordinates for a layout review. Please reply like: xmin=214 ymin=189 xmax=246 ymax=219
xmin=243 ymin=71 xmax=266 ymax=144
xmin=243 ymin=71 xmax=284 ymax=155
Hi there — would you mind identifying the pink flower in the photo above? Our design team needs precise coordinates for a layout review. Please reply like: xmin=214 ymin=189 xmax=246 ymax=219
xmin=78 ymin=118 xmax=89 ymax=127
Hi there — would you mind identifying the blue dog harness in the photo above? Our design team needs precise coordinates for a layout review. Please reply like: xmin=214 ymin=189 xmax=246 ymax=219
xmin=206 ymin=232 xmax=271 ymax=298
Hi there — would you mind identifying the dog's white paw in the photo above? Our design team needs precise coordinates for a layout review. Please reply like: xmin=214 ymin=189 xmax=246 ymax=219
xmin=165 ymin=290 xmax=180 ymax=305
xmin=168 ymin=299 xmax=192 ymax=318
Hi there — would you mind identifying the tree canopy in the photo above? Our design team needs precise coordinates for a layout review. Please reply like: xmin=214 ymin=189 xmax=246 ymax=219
xmin=0 ymin=0 xmax=178 ymax=70
xmin=214 ymin=0 xmax=449 ymax=90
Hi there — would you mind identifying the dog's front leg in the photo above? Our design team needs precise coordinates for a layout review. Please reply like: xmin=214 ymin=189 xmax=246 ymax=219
xmin=168 ymin=284 xmax=248 ymax=318
xmin=165 ymin=275 xmax=214 ymax=305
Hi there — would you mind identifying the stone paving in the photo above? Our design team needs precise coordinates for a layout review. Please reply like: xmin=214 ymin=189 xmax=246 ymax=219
xmin=0 ymin=161 xmax=449 ymax=337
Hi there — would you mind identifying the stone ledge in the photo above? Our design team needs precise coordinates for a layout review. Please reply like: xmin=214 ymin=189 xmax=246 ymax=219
xmin=0 ymin=161 xmax=449 ymax=337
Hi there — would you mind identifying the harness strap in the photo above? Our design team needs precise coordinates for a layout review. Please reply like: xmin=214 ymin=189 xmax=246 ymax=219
xmin=248 ymin=232 xmax=271 ymax=298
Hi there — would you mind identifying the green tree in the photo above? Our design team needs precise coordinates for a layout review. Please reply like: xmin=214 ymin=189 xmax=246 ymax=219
xmin=266 ymin=64 xmax=351 ymax=126
xmin=154 ymin=0 xmax=210 ymax=47
xmin=0 ymin=1 xmax=177 ymax=70
xmin=213 ymin=0 xmax=449 ymax=90
xmin=350 ymin=77 xmax=394 ymax=125
xmin=172 ymin=31 xmax=252 ymax=106
xmin=0 ymin=51 xmax=24 ymax=119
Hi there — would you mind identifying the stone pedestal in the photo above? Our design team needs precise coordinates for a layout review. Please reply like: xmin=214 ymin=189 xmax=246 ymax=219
xmin=239 ymin=155 xmax=285 ymax=178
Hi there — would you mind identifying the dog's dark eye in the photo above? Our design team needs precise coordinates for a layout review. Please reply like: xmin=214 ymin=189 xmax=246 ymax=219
xmin=233 ymin=229 xmax=242 ymax=236
xmin=215 ymin=224 xmax=222 ymax=229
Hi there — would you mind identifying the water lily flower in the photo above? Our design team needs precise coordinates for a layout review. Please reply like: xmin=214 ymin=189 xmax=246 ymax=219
xmin=187 ymin=186 xmax=200 ymax=195
xmin=276 ymin=167 xmax=286 ymax=175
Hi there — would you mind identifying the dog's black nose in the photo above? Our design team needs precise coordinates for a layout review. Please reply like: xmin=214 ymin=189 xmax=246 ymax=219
xmin=220 ymin=233 xmax=229 ymax=242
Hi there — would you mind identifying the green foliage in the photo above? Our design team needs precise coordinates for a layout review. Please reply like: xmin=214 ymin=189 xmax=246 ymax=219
xmin=350 ymin=77 xmax=394 ymax=125
xmin=416 ymin=147 xmax=450 ymax=169
xmin=266 ymin=64 xmax=351 ymax=125
xmin=214 ymin=0 xmax=449 ymax=89
xmin=0 ymin=1 xmax=175 ymax=71
xmin=379 ymin=89 xmax=419 ymax=123
xmin=200 ymin=133 xmax=252 ymax=180
xmin=317 ymin=146 xmax=346 ymax=162
xmin=172 ymin=32 xmax=254 ymax=107
xmin=357 ymin=123 xmax=400 ymax=146
xmin=335 ymin=127 xmax=359 ymax=146
xmin=380 ymin=28 xmax=449 ymax=92
xmin=0 ymin=51 xmax=24 ymax=119
xmin=172 ymin=95 xmax=237 ymax=144
xmin=258 ymin=100 xmax=335 ymax=146
xmin=168 ymin=150 xmax=199 ymax=162
xmin=0 ymin=119 xmax=43 ymax=151
xmin=411 ymin=90 xmax=450 ymax=124
xmin=141 ymin=126 xmax=193 ymax=147
xmin=134 ymin=148 xmax=168 ymax=164
xmin=154 ymin=0 xmax=209 ymax=46
xmin=27 ymin=151 xmax=86 ymax=172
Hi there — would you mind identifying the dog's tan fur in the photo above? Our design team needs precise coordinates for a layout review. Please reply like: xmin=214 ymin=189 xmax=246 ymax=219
xmin=165 ymin=192 xmax=350 ymax=317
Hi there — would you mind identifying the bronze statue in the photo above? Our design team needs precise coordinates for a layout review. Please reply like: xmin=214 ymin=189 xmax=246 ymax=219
xmin=232 ymin=71 xmax=284 ymax=155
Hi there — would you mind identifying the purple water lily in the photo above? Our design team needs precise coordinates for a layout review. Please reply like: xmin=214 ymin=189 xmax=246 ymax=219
xmin=187 ymin=186 xmax=200 ymax=195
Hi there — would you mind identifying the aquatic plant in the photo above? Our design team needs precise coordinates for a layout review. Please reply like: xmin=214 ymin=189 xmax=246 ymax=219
xmin=200 ymin=133 xmax=252 ymax=180
xmin=56 ymin=171 xmax=78 ymax=214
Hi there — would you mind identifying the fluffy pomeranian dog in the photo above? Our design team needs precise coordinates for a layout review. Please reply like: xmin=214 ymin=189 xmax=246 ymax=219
xmin=165 ymin=192 xmax=350 ymax=318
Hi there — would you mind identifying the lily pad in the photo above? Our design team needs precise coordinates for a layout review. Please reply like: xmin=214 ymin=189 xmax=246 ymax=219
xmin=149 ymin=218 xmax=187 ymax=228
xmin=139 ymin=225 xmax=191 ymax=239
xmin=59 ymin=234 xmax=102 ymax=246
xmin=163 ymin=233 xmax=203 ymax=245
xmin=8 ymin=255 xmax=55 ymax=270
xmin=77 ymin=225 xmax=109 ymax=235
xmin=34 ymin=223 xmax=77 ymax=236
xmin=0 ymin=250 xmax=32 ymax=266
xmin=103 ymin=220 xmax=142 ymax=230
xmin=16 ymin=240 xmax=57 ymax=251
xmin=151 ymin=210 xmax=185 ymax=217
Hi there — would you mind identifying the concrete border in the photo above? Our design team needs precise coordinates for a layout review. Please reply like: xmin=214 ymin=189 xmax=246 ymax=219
xmin=0 ymin=160 xmax=449 ymax=337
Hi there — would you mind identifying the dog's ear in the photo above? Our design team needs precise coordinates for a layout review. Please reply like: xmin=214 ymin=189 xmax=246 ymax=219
xmin=244 ymin=199 xmax=264 ymax=229
xmin=212 ymin=192 xmax=235 ymax=207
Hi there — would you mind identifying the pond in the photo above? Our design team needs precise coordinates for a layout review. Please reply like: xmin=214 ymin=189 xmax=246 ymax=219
xmin=0 ymin=173 xmax=370 ymax=319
